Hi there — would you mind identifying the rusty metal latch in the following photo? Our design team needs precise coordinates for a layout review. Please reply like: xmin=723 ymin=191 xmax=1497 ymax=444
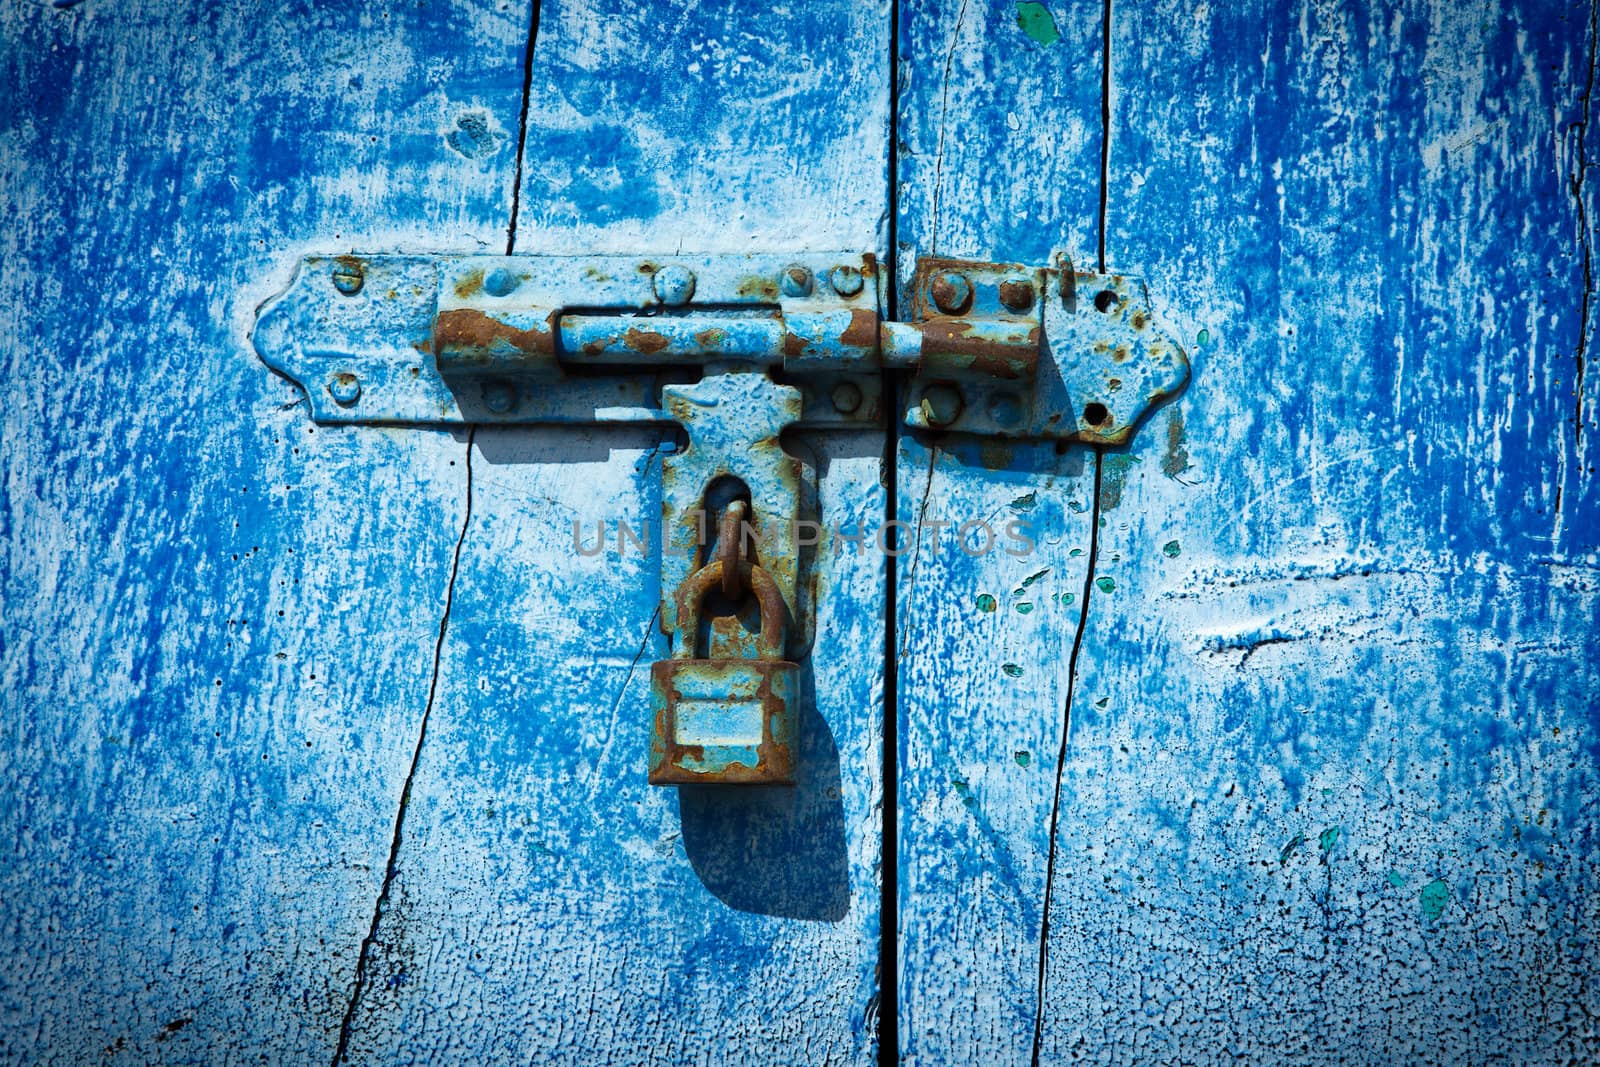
xmin=252 ymin=250 xmax=1187 ymax=444
xmin=252 ymin=249 xmax=1189 ymax=784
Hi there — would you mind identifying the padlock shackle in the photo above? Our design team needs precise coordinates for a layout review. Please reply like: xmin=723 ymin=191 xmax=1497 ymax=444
xmin=674 ymin=560 xmax=786 ymax=660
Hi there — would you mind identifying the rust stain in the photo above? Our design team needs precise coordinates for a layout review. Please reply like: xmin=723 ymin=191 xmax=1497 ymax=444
xmin=453 ymin=269 xmax=485 ymax=299
xmin=1162 ymin=409 xmax=1192 ymax=478
xmin=839 ymin=308 xmax=878 ymax=349
xmin=695 ymin=328 xmax=729 ymax=348
xmin=434 ymin=308 xmax=554 ymax=357
xmin=784 ymin=332 xmax=808 ymax=359
xmin=920 ymin=320 xmax=1040 ymax=380
xmin=624 ymin=327 xmax=670 ymax=355
xmin=737 ymin=275 xmax=780 ymax=300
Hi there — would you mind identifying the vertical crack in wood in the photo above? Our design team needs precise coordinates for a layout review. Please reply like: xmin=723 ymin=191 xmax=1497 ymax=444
xmin=506 ymin=0 xmax=544 ymax=255
xmin=897 ymin=446 xmax=940 ymax=660
xmin=585 ymin=604 xmax=661 ymax=803
xmin=330 ymin=428 xmax=477 ymax=1064
xmin=928 ymin=0 xmax=970 ymax=256
xmin=1029 ymin=450 xmax=1103 ymax=1067
xmin=332 ymin=0 xmax=534 ymax=1047
xmin=1570 ymin=0 xmax=1598 ymax=464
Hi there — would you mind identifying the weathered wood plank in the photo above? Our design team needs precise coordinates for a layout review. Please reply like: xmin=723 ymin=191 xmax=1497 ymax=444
xmin=0 ymin=0 xmax=529 ymax=1060
xmin=898 ymin=0 xmax=1599 ymax=1061
xmin=336 ymin=1 xmax=893 ymax=1059
xmin=893 ymin=1 xmax=1104 ymax=1060
xmin=341 ymin=430 xmax=887 ymax=1062
xmin=893 ymin=0 xmax=1103 ymax=285
xmin=1042 ymin=0 xmax=1600 ymax=1062
xmin=513 ymin=0 xmax=893 ymax=256
xmin=894 ymin=438 xmax=1097 ymax=1062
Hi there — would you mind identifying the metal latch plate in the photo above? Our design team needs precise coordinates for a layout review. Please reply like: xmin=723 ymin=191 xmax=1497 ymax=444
xmin=252 ymin=252 xmax=887 ymax=429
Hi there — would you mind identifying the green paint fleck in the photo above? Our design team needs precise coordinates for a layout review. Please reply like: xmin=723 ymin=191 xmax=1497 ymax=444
xmin=1418 ymin=878 xmax=1450 ymax=920
xmin=1069 ymin=548 xmax=1084 ymax=557
xmin=1162 ymin=540 xmax=1181 ymax=558
xmin=1319 ymin=826 xmax=1341 ymax=853
xmin=1002 ymin=663 xmax=1024 ymax=678
xmin=952 ymin=778 xmax=976 ymax=808
xmin=1015 ymin=601 xmax=1034 ymax=614
xmin=1094 ymin=697 xmax=1109 ymax=709
xmin=1019 ymin=567 xmax=1051 ymax=589
xmin=1014 ymin=750 xmax=1032 ymax=767
xmin=1014 ymin=1 xmax=1061 ymax=45
xmin=1279 ymin=832 xmax=1306 ymax=864
xmin=1197 ymin=328 xmax=1210 ymax=347
xmin=1055 ymin=591 xmax=1076 ymax=606
xmin=1387 ymin=870 xmax=1406 ymax=888
xmin=1095 ymin=576 xmax=1116 ymax=593
xmin=1009 ymin=491 xmax=1038 ymax=511
xmin=976 ymin=593 xmax=997 ymax=613
xmin=1321 ymin=788 xmax=1333 ymax=797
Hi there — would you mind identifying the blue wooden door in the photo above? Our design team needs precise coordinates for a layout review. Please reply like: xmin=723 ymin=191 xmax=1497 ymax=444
xmin=5 ymin=0 xmax=1597 ymax=1063
xmin=894 ymin=0 xmax=1599 ymax=1063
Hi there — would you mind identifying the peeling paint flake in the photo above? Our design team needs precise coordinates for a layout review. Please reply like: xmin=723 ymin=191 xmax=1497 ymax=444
xmin=1013 ymin=2 xmax=1061 ymax=46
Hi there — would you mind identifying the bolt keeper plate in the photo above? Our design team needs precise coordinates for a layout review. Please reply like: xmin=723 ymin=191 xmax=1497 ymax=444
xmin=900 ymin=256 xmax=1190 ymax=446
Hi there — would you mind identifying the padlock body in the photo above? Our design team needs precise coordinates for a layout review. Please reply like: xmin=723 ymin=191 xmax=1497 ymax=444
xmin=649 ymin=658 xmax=798 ymax=785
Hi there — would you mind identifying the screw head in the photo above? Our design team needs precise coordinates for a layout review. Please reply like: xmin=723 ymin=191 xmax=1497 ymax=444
xmin=828 ymin=265 xmax=864 ymax=297
xmin=830 ymin=381 xmax=863 ymax=415
xmin=652 ymin=265 xmax=696 ymax=306
xmin=483 ymin=267 xmax=519 ymax=297
xmin=331 ymin=260 xmax=364 ymax=296
xmin=482 ymin=379 xmax=517 ymax=414
xmin=919 ymin=383 xmax=964 ymax=427
xmin=327 ymin=372 xmax=361 ymax=406
xmin=930 ymin=271 xmax=973 ymax=315
xmin=998 ymin=278 xmax=1035 ymax=312
xmin=780 ymin=265 xmax=814 ymax=297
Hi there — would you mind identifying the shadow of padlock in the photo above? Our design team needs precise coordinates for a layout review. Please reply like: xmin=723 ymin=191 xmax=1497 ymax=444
xmin=649 ymin=560 xmax=798 ymax=785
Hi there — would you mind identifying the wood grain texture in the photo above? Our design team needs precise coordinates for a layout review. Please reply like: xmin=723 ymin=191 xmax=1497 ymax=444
xmin=893 ymin=1 xmax=1104 ymax=1061
xmin=894 ymin=439 xmax=1096 ymax=1063
xmin=512 ymin=0 xmax=893 ymax=256
xmin=334 ymin=1 xmax=893 ymax=1060
xmin=0 ymin=0 xmax=529 ymax=1060
xmin=1040 ymin=0 xmax=1600 ymax=1058
xmin=340 ymin=431 xmax=887 ymax=1062
xmin=898 ymin=0 xmax=1599 ymax=1061
xmin=893 ymin=0 xmax=1103 ymax=292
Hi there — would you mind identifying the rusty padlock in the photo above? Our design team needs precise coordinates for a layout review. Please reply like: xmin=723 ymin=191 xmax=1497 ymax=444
xmin=648 ymin=559 xmax=798 ymax=785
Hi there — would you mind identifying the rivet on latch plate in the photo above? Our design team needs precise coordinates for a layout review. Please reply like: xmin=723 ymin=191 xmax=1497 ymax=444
xmin=649 ymin=560 xmax=799 ymax=786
